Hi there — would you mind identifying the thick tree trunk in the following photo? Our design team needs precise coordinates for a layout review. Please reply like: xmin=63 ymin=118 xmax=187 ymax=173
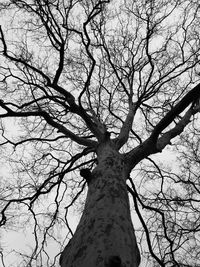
xmin=60 ymin=143 xmax=140 ymax=267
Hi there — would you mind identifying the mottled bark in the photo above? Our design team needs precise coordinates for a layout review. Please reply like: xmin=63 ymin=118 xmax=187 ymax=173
xmin=60 ymin=143 xmax=140 ymax=267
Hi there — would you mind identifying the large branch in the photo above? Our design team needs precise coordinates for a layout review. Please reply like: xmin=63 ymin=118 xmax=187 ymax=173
xmin=114 ymin=102 xmax=137 ymax=149
xmin=41 ymin=111 xmax=97 ymax=147
xmin=124 ymin=84 xmax=200 ymax=172
xmin=150 ymin=83 xmax=200 ymax=140
xmin=156 ymin=107 xmax=194 ymax=151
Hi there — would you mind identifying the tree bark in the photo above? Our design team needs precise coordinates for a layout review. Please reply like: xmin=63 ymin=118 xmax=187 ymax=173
xmin=60 ymin=143 xmax=140 ymax=267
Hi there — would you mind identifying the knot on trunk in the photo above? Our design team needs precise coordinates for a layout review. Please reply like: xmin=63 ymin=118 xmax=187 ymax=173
xmin=80 ymin=168 xmax=93 ymax=184
xmin=105 ymin=255 xmax=122 ymax=267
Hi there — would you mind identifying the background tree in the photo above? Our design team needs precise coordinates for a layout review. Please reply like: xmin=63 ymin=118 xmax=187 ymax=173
xmin=0 ymin=0 xmax=200 ymax=266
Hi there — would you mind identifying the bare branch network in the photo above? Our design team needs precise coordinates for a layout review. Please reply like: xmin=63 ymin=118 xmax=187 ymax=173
xmin=0 ymin=0 xmax=200 ymax=266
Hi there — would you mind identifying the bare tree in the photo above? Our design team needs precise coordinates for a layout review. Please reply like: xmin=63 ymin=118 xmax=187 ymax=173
xmin=0 ymin=0 xmax=200 ymax=266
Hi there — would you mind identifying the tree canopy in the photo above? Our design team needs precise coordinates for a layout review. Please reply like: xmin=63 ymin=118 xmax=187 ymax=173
xmin=0 ymin=0 xmax=200 ymax=266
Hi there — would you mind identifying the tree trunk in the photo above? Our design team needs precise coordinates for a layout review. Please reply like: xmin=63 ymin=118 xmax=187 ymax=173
xmin=60 ymin=143 xmax=140 ymax=267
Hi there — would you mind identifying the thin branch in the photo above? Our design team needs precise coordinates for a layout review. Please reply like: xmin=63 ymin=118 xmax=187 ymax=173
xmin=0 ymin=25 xmax=51 ymax=84
xmin=0 ymin=101 xmax=97 ymax=147
xmin=127 ymin=181 xmax=165 ymax=267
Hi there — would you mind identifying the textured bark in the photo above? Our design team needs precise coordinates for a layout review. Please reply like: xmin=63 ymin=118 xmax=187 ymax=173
xmin=60 ymin=143 xmax=140 ymax=267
